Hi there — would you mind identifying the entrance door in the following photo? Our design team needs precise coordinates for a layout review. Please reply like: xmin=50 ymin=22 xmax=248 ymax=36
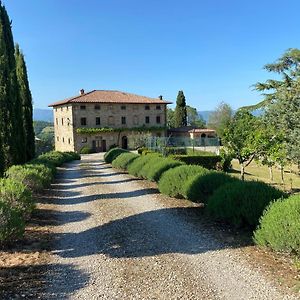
xmin=102 ymin=140 xmax=107 ymax=152
xmin=121 ymin=136 xmax=128 ymax=149
xmin=92 ymin=139 xmax=102 ymax=152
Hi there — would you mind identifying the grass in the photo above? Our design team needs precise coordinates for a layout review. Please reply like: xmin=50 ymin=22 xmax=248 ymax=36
xmin=230 ymin=159 xmax=300 ymax=192
xmin=186 ymin=148 xmax=216 ymax=156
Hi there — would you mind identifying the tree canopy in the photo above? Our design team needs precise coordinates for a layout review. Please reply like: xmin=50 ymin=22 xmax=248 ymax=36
xmin=174 ymin=90 xmax=187 ymax=127
xmin=208 ymin=102 xmax=233 ymax=138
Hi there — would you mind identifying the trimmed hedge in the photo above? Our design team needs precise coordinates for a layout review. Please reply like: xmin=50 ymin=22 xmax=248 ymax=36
xmin=127 ymin=153 xmax=160 ymax=177
xmin=137 ymin=155 xmax=163 ymax=178
xmin=254 ymin=194 xmax=300 ymax=255
xmin=80 ymin=146 xmax=92 ymax=154
xmin=143 ymin=158 xmax=184 ymax=182
xmin=137 ymin=147 xmax=148 ymax=154
xmin=158 ymin=165 xmax=209 ymax=198
xmin=164 ymin=147 xmax=187 ymax=155
xmin=183 ymin=171 xmax=238 ymax=203
xmin=206 ymin=181 xmax=286 ymax=228
xmin=171 ymin=155 xmax=221 ymax=170
xmin=112 ymin=152 xmax=139 ymax=170
xmin=0 ymin=178 xmax=34 ymax=219
xmin=104 ymin=148 xmax=129 ymax=163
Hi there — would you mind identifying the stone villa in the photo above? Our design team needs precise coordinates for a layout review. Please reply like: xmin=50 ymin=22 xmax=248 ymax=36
xmin=48 ymin=89 xmax=171 ymax=152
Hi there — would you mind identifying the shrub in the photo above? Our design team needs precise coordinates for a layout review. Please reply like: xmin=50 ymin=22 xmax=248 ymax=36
xmin=186 ymin=149 xmax=215 ymax=156
xmin=171 ymin=154 xmax=221 ymax=170
xmin=112 ymin=152 xmax=139 ymax=170
xmin=137 ymin=147 xmax=148 ymax=154
xmin=207 ymin=181 xmax=286 ymax=228
xmin=109 ymin=144 xmax=118 ymax=150
xmin=158 ymin=165 xmax=209 ymax=198
xmin=6 ymin=165 xmax=46 ymax=192
xmin=64 ymin=151 xmax=81 ymax=161
xmin=183 ymin=171 xmax=239 ymax=203
xmin=0 ymin=178 xmax=34 ymax=219
xmin=164 ymin=147 xmax=187 ymax=155
xmin=145 ymin=158 xmax=184 ymax=182
xmin=137 ymin=155 xmax=163 ymax=178
xmin=104 ymin=148 xmax=129 ymax=163
xmin=23 ymin=163 xmax=54 ymax=186
xmin=254 ymin=194 xmax=300 ymax=255
xmin=80 ymin=146 xmax=92 ymax=154
xmin=216 ymin=149 xmax=233 ymax=172
xmin=31 ymin=151 xmax=80 ymax=174
xmin=0 ymin=201 xmax=25 ymax=242
xmin=37 ymin=151 xmax=67 ymax=167
xmin=142 ymin=149 xmax=156 ymax=155
xmin=127 ymin=153 xmax=160 ymax=177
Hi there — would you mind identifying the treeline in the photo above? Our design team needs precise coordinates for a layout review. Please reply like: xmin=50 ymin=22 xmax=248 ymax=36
xmin=198 ymin=50 xmax=300 ymax=181
xmin=220 ymin=49 xmax=300 ymax=180
xmin=0 ymin=2 xmax=34 ymax=176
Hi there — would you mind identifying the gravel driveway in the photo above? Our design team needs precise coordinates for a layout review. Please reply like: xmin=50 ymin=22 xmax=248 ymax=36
xmin=42 ymin=153 xmax=297 ymax=300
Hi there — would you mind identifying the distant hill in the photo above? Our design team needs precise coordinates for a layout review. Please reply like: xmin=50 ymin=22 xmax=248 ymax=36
xmin=198 ymin=109 xmax=264 ymax=124
xmin=33 ymin=108 xmax=263 ymax=124
xmin=33 ymin=109 xmax=53 ymax=122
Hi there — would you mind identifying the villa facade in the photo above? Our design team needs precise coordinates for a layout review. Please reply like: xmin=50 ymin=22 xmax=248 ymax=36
xmin=48 ymin=89 xmax=171 ymax=152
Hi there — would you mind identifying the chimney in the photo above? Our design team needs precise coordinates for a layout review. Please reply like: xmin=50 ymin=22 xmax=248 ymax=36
xmin=158 ymin=95 xmax=163 ymax=100
xmin=80 ymin=89 xmax=85 ymax=95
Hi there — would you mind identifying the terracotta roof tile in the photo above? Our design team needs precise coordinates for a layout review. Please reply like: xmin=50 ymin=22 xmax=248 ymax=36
xmin=48 ymin=90 xmax=172 ymax=107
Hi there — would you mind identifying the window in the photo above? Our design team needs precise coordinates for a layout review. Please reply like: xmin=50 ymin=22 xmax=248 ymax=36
xmin=145 ymin=105 xmax=150 ymax=110
xmin=121 ymin=116 xmax=126 ymax=124
xmin=55 ymin=108 xmax=57 ymax=112
xmin=57 ymin=136 xmax=59 ymax=141
xmin=133 ymin=115 xmax=138 ymax=125
xmin=61 ymin=107 xmax=63 ymax=112
xmin=108 ymin=116 xmax=114 ymax=125
xmin=95 ymin=105 xmax=100 ymax=110
xmin=80 ymin=105 xmax=86 ymax=110
xmin=68 ymin=138 xmax=71 ymax=144
xmin=62 ymin=137 xmax=65 ymax=143
xmin=96 ymin=117 xmax=101 ymax=125
xmin=61 ymin=118 xmax=64 ymax=126
xmin=121 ymin=105 xmax=126 ymax=110
xmin=81 ymin=117 xmax=87 ymax=126
xmin=156 ymin=105 xmax=161 ymax=110
xmin=56 ymin=118 xmax=58 ymax=125
xmin=156 ymin=116 xmax=161 ymax=124
xmin=67 ymin=106 xmax=69 ymax=111
xmin=145 ymin=116 xmax=150 ymax=124
xmin=82 ymin=137 xmax=87 ymax=143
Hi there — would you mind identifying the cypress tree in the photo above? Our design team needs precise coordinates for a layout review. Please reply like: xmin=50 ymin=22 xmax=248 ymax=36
xmin=0 ymin=2 xmax=25 ymax=170
xmin=174 ymin=90 xmax=187 ymax=127
xmin=15 ymin=44 xmax=35 ymax=161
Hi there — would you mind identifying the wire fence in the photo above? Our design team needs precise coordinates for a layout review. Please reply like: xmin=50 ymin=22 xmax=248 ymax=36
xmin=146 ymin=136 xmax=220 ymax=154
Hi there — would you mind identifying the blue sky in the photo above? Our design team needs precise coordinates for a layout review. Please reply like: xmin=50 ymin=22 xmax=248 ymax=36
xmin=5 ymin=0 xmax=300 ymax=110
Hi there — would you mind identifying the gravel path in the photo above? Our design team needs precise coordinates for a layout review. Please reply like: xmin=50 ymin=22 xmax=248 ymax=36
xmin=43 ymin=153 xmax=298 ymax=300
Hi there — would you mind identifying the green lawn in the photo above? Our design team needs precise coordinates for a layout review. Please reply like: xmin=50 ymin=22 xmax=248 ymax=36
xmin=230 ymin=159 xmax=300 ymax=193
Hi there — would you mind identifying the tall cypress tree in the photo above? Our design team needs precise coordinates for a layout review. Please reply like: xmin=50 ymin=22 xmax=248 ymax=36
xmin=174 ymin=90 xmax=187 ymax=127
xmin=15 ymin=44 xmax=35 ymax=161
xmin=0 ymin=2 xmax=25 ymax=170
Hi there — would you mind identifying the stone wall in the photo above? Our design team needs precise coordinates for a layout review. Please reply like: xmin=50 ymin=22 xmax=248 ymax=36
xmin=53 ymin=102 xmax=167 ymax=152
xmin=53 ymin=105 xmax=75 ymax=151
